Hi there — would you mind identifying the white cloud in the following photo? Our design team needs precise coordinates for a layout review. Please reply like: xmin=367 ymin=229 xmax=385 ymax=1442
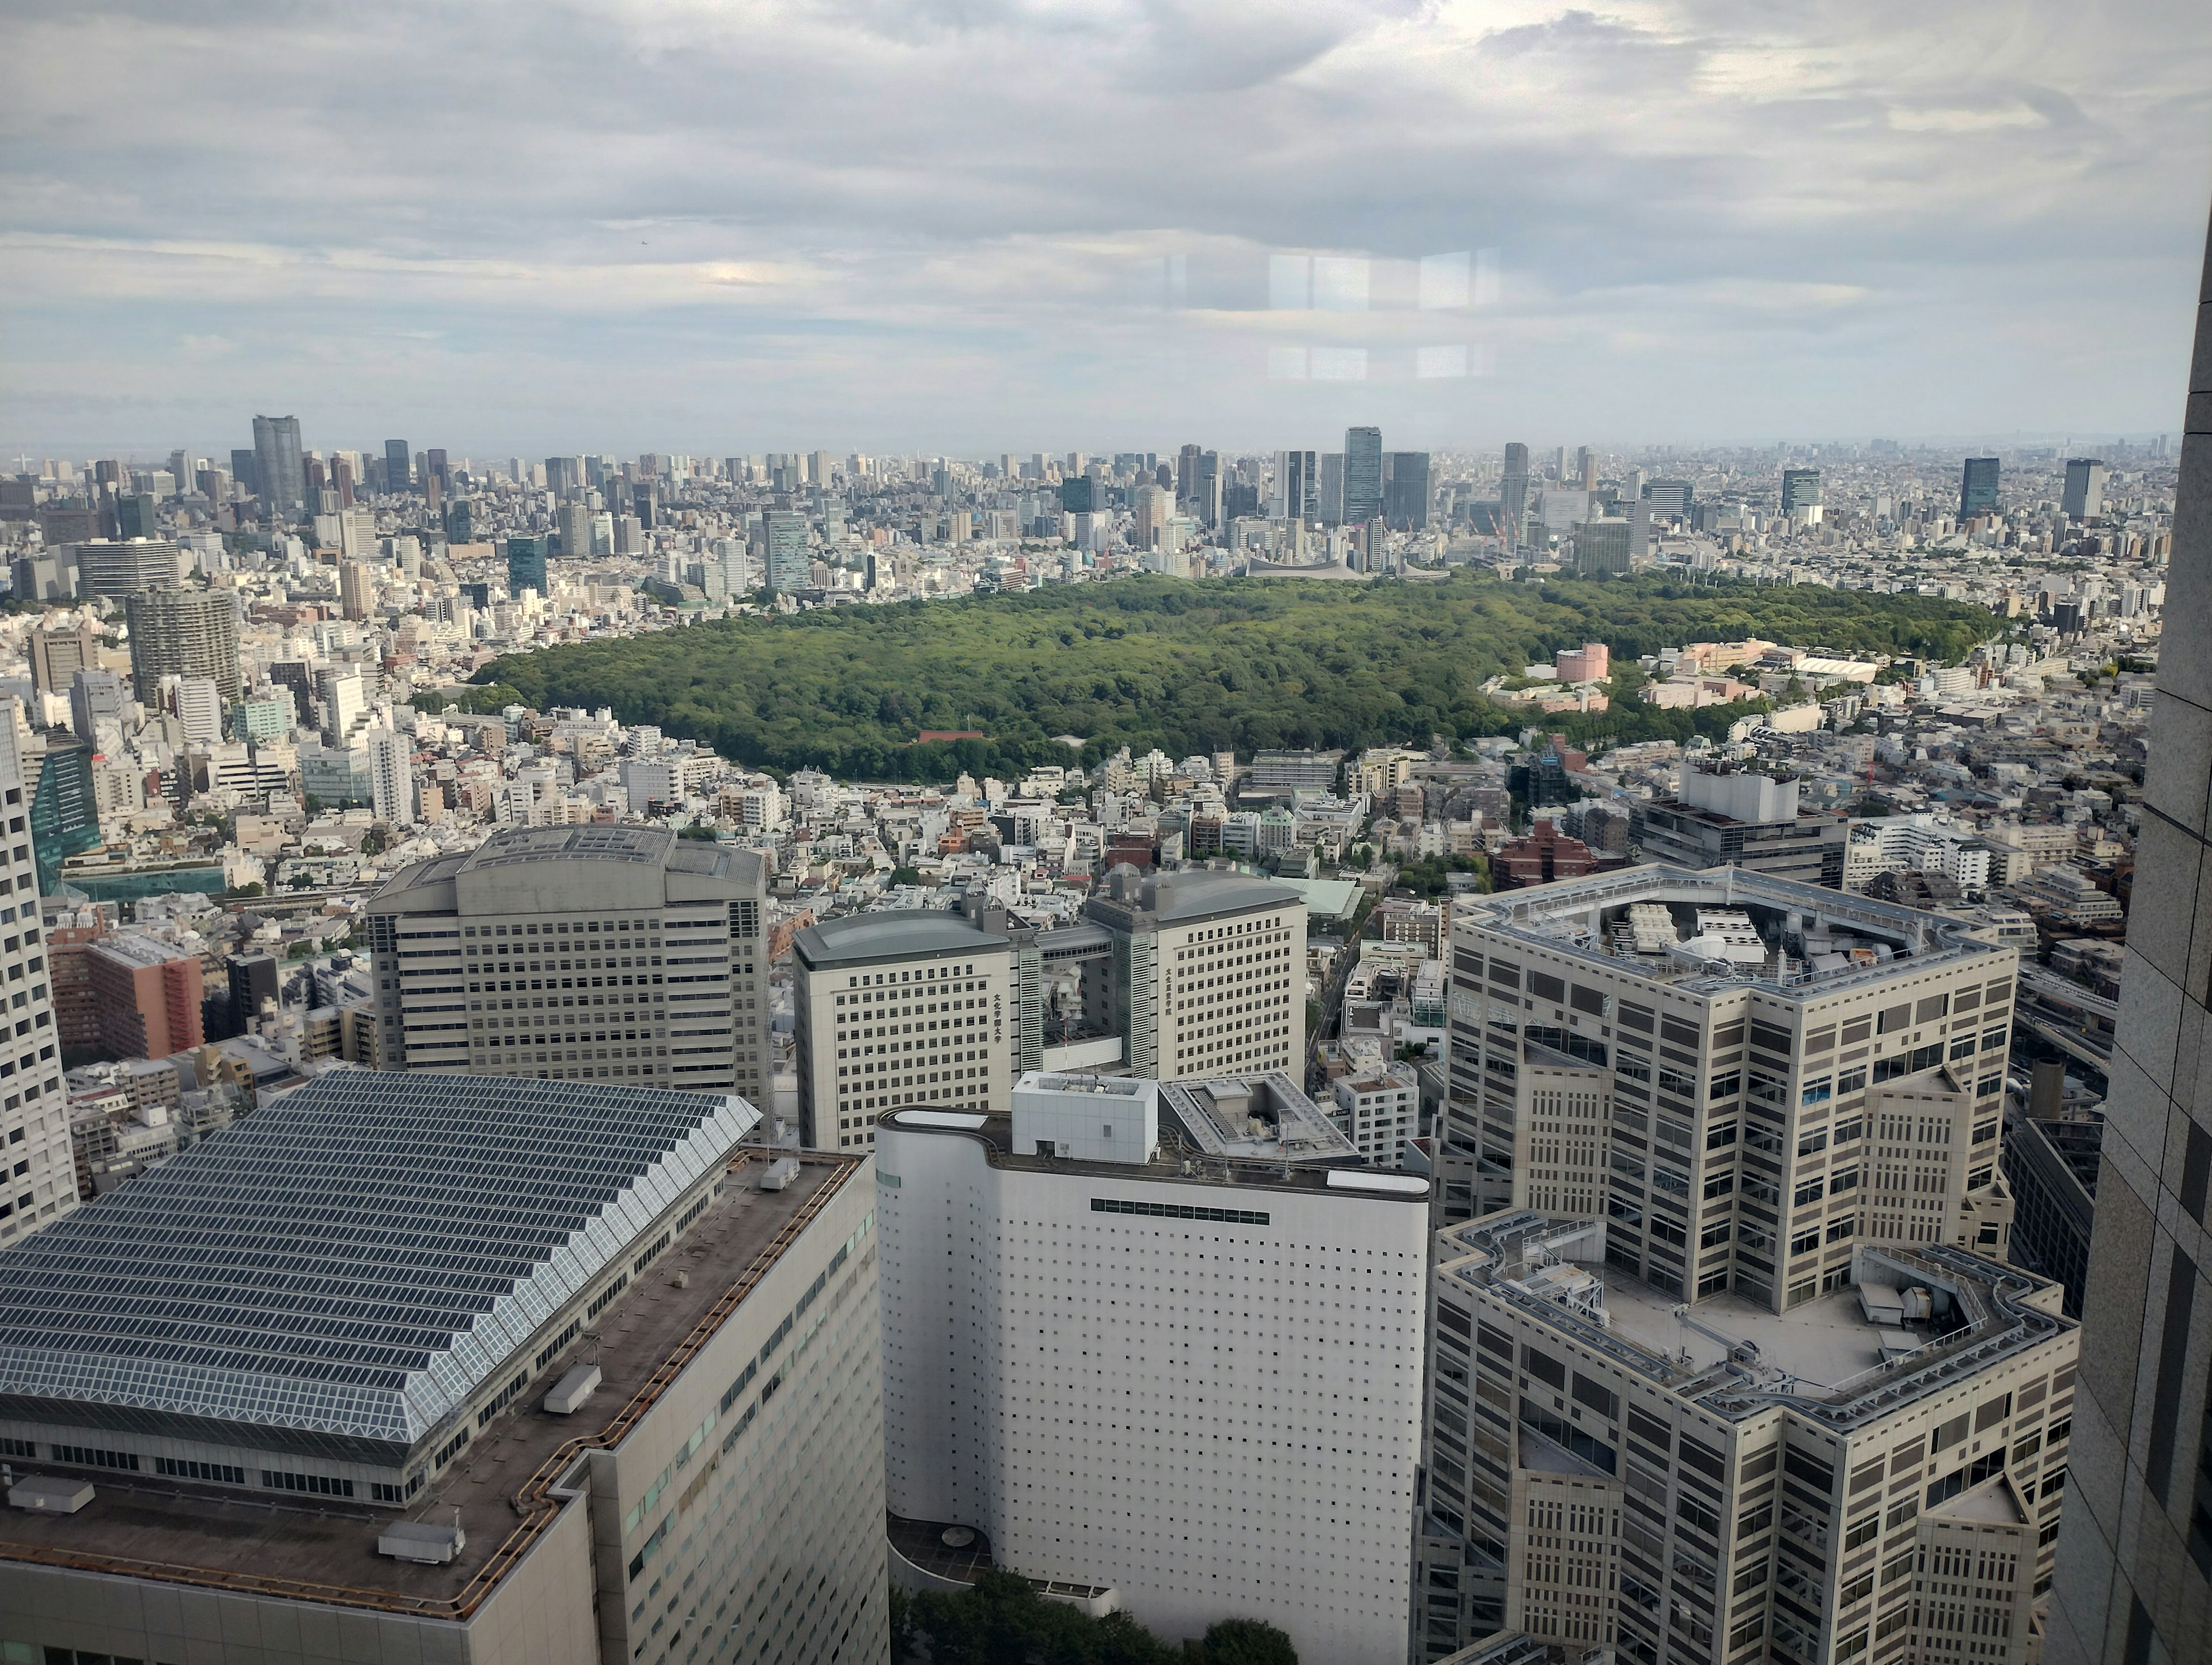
xmin=0 ymin=0 xmax=2207 ymax=454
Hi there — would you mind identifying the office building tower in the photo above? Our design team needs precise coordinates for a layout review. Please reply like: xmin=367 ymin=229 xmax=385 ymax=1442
xmin=0 ymin=1071 xmax=885 ymax=1665
xmin=365 ymin=825 xmax=770 ymax=1102
xmin=383 ymin=438 xmax=410 ymax=492
xmin=28 ymin=618 xmax=98 ymax=696
xmin=1132 ymin=483 xmax=1172 ymax=548
xmin=633 ymin=479 xmax=660 ymax=530
xmin=1961 ymin=456 xmax=2001 ymax=519
xmin=878 ymin=1074 xmax=1426 ymax=1664
xmin=1384 ymin=451 xmax=1431 ymax=531
xmin=1645 ymin=478 xmax=1694 ymax=521
xmin=423 ymin=448 xmax=448 ymax=493
xmin=1317 ymin=450 xmax=1347 ymax=526
xmin=1501 ymin=442 xmax=1531 ymax=545
xmin=2042 ymin=212 xmax=2212 ymax=1665
xmin=67 ymin=669 xmax=127 ymax=745
xmin=556 ymin=501 xmax=593 ymax=560
xmin=507 ymin=534 xmax=548 ymax=599
xmin=316 ymin=668 xmax=368 ymax=746
xmin=1081 ymin=866 xmax=1304 ymax=1080
xmin=1416 ymin=1212 xmax=2078 ymax=1663
xmin=159 ymin=673 xmax=224 ymax=746
xmin=86 ymin=931 xmax=205 ymax=1058
xmin=336 ymin=506 xmax=376 ymax=560
xmin=226 ymin=949 xmax=279 ymax=1033
xmin=228 ymin=446 xmax=259 ymax=498
xmin=22 ymin=728 xmax=98 ymax=896
xmin=1576 ymin=444 xmax=1597 ymax=491
xmin=2060 ymin=458 xmax=2106 ymax=522
xmin=1573 ymin=518 xmax=1631 ymax=575
xmin=1176 ymin=442 xmax=1202 ymax=507
xmin=444 ymin=496 xmax=474 ymax=543
xmin=1434 ymin=864 xmax=2017 ymax=1287
xmin=790 ymin=908 xmax=1019 ymax=1151
xmin=2002 ymin=1114 xmax=2101 ymax=1321
xmin=1192 ymin=450 xmax=1222 ymax=529
xmin=0 ymin=726 xmax=74 ymax=1241
xmin=113 ymin=492 xmax=158 ymax=539
xmin=1344 ymin=425 xmax=1384 ymax=524
xmin=1272 ymin=448 xmax=1317 ymax=524
xmin=123 ymin=587 xmax=241 ymax=700
xmin=1780 ymin=468 xmax=1823 ymax=522
xmin=760 ymin=511 xmax=806 ymax=593
xmin=367 ymin=725 xmax=418 ymax=827
xmin=1057 ymin=475 xmax=1094 ymax=515
xmin=338 ymin=558 xmax=375 ymax=621
xmin=73 ymin=538 xmax=181 ymax=598
xmin=251 ymin=414 xmax=305 ymax=511
xmin=546 ymin=455 xmax=582 ymax=498
xmin=1630 ymin=767 xmax=1848 ymax=889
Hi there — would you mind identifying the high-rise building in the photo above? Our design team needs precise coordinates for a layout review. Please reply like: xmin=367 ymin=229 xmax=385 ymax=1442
xmin=0 ymin=730 xmax=79 ymax=1239
xmin=1501 ymin=442 xmax=1531 ymax=545
xmin=0 ymin=1071 xmax=885 ymax=1665
xmin=790 ymin=908 xmax=1020 ymax=1151
xmin=123 ymin=587 xmax=241 ymax=700
xmin=316 ymin=667 xmax=368 ymax=746
xmin=1644 ymin=478 xmax=1693 ymax=521
xmin=506 ymin=534 xmax=548 ymax=599
xmin=1961 ymin=456 xmax=2001 ymax=518
xmin=763 ymin=511 xmax=809 ymax=593
xmin=1344 ymin=424 xmax=1384 ymax=524
xmin=878 ymin=1073 xmax=1426 ymax=1664
xmin=1571 ymin=517 xmax=1631 ymax=575
xmin=251 ymin=414 xmax=305 ymax=512
xmin=1576 ymin=443 xmax=1597 ymax=491
xmin=74 ymin=538 xmax=181 ymax=598
xmin=1272 ymin=448 xmax=1317 ymax=524
xmin=113 ymin=492 xmax=158 ymax=539
xmin=2061 ymin=457 xmax=2106 ymax=521
xmin=338 ymin=558 xmax=375 ymax=621
xmin=382 ymin=438 xmax=410 ymax=492
xmin=1631 ymin=767 xmax=1849 ymax=888
xmin=2042 ymin=215 xmax=2211 ymax=1665
xmin=1192 ymin=450 xmax=1222 ymax=529
xmin=1131 ymin=483 xmax=1173 ymax=548
xmin=1318 ymin=450 xmax=1347 ymax=526
xmin=1081 ymin=866 xmax=1304 ymax=1080
xmin=1416 ymin=1211 xmax=2078 ymax=1663
xmin=226 ymin=949 xmax=279 ymax=1033
xmin=556 ymin=500 xmax=593 ymax=560
xmin=1433 ymin=865 xmax=2017 ymax=1284
xmin=67 ymin=669 xmax=127 ymax=745
xmin=1176 ymin=442 xmax=1202 ymax=507
xmin=365 ymin=825 xmax=770 ymax=1102
xmin=159 ymin=673 xmax=224 ymax=746
xmin=28 ymin=617 xmax=98 ymax=696
xmin=85 ymin=931 xmax=204 ymax=1059
xmin=366 ymin=725 xmax=418 ymax=827
xmin=1383 ymin=450 xmax=1431 ymax=531
xmin=1780 ymin=467 xmax=1823 ymax=521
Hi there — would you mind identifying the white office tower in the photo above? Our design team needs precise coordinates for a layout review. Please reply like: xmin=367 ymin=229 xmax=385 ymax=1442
xmin=366 ymin=723 xmax=418 ymax=826
xmin=1416 ymin=1212 xmax=2079 ymax=1665
xmin=1436 ymin=866 xmax=2017 ymax=1311
xmin=1083 ymin=864 xmax=1305 ymax=1079
xmin=0 ymin=720 xmax=74 ymax=1242
xmin=878 ymin=1071 xmax=1427 ymax=1663
xmin=0 ymin=1072 xmax=886 ymax=1665
xmin=791 ymin=909 xmax=1020 ymax=1151
xmin=365 ymin=825 xmax=770 ymax=1101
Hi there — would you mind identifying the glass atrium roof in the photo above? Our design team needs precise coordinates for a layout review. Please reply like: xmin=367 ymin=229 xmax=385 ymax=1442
xmin=0 ymin=1070 xmax=758 ymax=1453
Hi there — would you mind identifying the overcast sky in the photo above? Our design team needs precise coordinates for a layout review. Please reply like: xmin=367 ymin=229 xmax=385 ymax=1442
xmin=5 ymin=0 xmax=2211 ymax=461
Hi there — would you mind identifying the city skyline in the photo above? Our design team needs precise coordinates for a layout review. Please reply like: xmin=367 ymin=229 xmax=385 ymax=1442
xmin=5 ymin=1 xmax=2211 ymax=454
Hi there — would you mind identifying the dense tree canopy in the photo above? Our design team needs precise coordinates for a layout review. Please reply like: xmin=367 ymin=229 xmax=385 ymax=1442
xmin=479 ymin=573 xmax=1995 ymax=783
xmin=892 ymin=1571 xmax=1297 ymax=1664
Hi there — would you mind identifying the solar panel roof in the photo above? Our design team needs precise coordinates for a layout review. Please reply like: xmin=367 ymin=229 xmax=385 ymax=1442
xmin=0 ymin=1069 xmax=757 ymax=1457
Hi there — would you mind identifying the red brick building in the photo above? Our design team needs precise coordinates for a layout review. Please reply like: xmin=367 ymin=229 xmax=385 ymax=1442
xmin=1492 ymin=820 xmax=1624 ymax=889
xmin=85 ymin=932 xmax=204 ymax=1060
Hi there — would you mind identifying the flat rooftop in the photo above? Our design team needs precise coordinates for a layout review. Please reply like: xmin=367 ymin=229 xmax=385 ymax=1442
xmin=884 ymin=1106 xmax=1419 ymax=1201
xmin=1454 ymin=862 xmax=2004 ymax=1001
xmin=792 ymin=909 xmax=1009 ymax=969
xmin=0 ymin=1154 xmax=859 ymax=1619
xmin=1438 ymin=1212 xmax=2071 ymax=1429
xmin=1158 ymin=1072 xmax=1360 ymax=1165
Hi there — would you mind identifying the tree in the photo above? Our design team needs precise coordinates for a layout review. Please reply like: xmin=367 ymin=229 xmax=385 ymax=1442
xmin=1189 ymin=1619 xmax=1298 ymax=1665
xmin=888 ymin=866 xmax=926 ymax=886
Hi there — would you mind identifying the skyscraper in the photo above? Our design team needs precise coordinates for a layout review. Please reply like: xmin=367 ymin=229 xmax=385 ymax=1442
xmin=0 ymin=719 xmax=80 ymax=1242
xmin=506 ymin=534 xmax=548 ymax=599
xmin=1781 ymin=466 xmax=1823 ymax=521
xmin=1576 ymin=443 xmax=1596 ymax=491
xmin=1501 ymin=442 xmax=1531 ymax=545
xmin=1192 ymin=450 xmax=1222 ymax=529
xmin=2062 ymin=457 xmax=2107 ymax=521
xmin=1343 ymin=424 xmax=1383 ymax=524
xmin=763 ymin=510 xmax=809 ymax=592
xmin=1272 ymin=448 xmax=1316 ymax=524
xmin=250 ymin=414 xmax=304 ymax=513
xmin=382 ymin=438 xmax=410 ymax=492
xmin=1318 ymin=451 xmax=1346 ymax=525
xmin=123 ymin=587 xmax=241 ymax=700
xmin=2043 ymin=209 xmax=2212 ymax=1665
xmin=1385 ymin=451 xmax=1431 ymax=530
xmin=1961 ymin=456 xmax=2001 ymax=518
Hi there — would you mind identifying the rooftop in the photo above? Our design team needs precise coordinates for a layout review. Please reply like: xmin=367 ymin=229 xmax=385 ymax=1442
xmin=0 ymin=1153 xmax=858 ymax=1619
xmin=792 ymin=909 xmax=1010 ymax=969
xmin=371 ymin=823 xmax=764 ymax=911
xmin=1454 ymin=861 xmax=2004 ymax=1000
xmin=1158 ymin=1072 xmax=1361 ymax=1164
xmin=1085 ymin=864 xmax=1303 ymax=930
xmin=0 ymin=1069 xmax=756 ymax=1463
xmin=882 ymin=1105 xmax=1418 ymax=1200
xmin=1438 ymin=1212 xmax=2070 ymax=1429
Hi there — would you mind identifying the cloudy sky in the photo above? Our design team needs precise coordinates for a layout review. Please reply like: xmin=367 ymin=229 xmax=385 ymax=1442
xmin=5 ymin=0 xmax=2210 ymax=460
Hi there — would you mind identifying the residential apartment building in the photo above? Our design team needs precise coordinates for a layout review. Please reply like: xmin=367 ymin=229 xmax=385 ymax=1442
xmin=0 ymin=1071 xmax=886 ymax=1665
xmin=1082 ymin=864 xmax=1305 ymax=1079
xmin=877 ymin=1072 xmax=1426 ymax=1664
xmin=1417 ymin=1211 xmax=2078 ymax=1664
xmin=123 ymin=585 xmax=241 ymax=701
xmin=1334 ymin=1061 xmax=1421 ymax=1166
xmin=791 ymin=907 xmax=1018 ymax=1150
xmin=1435 ymin=866 xmax=2017 ymax=1311
xmin=364 ymin=825 xmax=770 ymax=1102
xmin=85 ymin=930 xmax=204 ymax=1059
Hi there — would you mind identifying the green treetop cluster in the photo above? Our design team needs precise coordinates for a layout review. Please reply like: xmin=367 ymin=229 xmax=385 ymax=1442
xmin=478 ymin=572 xmax=1995 ymax=783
